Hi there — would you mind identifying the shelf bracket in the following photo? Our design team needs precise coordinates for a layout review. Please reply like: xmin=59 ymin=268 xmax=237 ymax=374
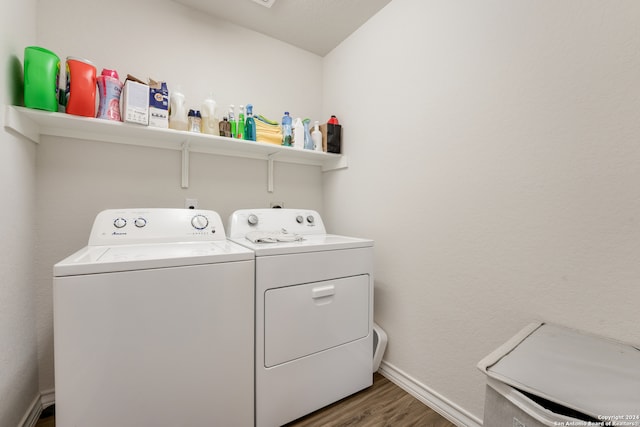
xmin=267 ymin=153 xmax=277 ymax=193
xmin=181 ymin=141 xmax=190 ymax=189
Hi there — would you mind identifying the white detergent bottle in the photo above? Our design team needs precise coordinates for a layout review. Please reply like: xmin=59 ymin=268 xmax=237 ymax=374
xmin=169 ymin=86 xmax=188 ymax=131
xmin=293 ymin=117 xmax=304 ymax=149
xmin=312 ymin=120 xmax=323 ymax=151
xmin=201 ymin=93 xmax=218 ymax=135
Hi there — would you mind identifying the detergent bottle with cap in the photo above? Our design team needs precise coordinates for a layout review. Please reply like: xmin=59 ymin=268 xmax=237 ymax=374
xmin=201 ymin=93 xmax=217 ymax=135
xmin=169 ymin=87 xmax=187 ymax=131
xmin=23 ymin=46 xmax=60 ymax=112
xmin=65 ymin=57 xmax=97 ymax=117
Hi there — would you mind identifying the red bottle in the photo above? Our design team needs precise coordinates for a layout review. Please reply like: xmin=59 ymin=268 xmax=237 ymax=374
xmin=65 ymin=57 xmax=97 ymax=117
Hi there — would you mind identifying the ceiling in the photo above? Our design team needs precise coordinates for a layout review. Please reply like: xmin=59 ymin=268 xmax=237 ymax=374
xmin=173 ymin=0 xmax=392 ymax=56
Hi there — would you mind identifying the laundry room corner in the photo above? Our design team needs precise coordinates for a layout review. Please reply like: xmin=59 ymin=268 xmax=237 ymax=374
xmin=5 ymin=0 xmax=640 ymax=425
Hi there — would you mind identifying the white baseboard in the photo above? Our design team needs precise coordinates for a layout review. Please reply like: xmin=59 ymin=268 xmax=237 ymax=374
xmin=18 ymin=389 xmax=55 ymax=427
xmin=378 ymin=360 xmax=483 ymax=427
xmin=39 ymin=389 xmax=55 ymax=410
xmin=18 ymin=394 xmax=42 ymax=427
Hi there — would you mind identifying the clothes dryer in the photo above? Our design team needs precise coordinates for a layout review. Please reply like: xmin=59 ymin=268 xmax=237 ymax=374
xmin=53 ymin=208 xmax=254 ymax=427
xmin=228 ymin=208 xmax=374 ymax=427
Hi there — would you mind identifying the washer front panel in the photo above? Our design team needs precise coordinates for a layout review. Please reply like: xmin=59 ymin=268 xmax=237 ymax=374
xmin=54 ymin=261 xmax=255 ymax=427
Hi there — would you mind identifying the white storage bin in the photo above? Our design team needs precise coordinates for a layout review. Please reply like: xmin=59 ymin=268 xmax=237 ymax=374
xmin=478 ymin=322 xmax=640 ymax=426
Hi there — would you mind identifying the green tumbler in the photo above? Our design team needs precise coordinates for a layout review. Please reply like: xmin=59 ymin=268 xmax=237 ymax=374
xmin=24 ymin=46 xmax=60 ymax=111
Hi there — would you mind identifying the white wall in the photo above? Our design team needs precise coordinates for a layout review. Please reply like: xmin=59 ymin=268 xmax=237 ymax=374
xmin=323 ymin=0 xmax=640 ymax=420
xmin=0 ymin=0 xmax=40 ymax=425
xmin=35 ymin=0 xmax=325 ymax=394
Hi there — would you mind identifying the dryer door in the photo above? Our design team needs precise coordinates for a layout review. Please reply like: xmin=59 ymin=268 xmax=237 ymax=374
xmin=264 ymin=275 xmax=370 ymax=367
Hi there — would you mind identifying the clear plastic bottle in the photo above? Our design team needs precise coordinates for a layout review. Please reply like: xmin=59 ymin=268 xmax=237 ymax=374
xmin=244 ymin=104 xmax=256 ymax=141
xmin=282 ymin=112 xmax=292 ymax=146
xmin=236 ymin=105 xmax=245 ymax=139
xmin=303 ymin=119 xmax=313 ymax=150
xmin=188 ymin=109 xmax=202 ymax=133
xmin=169 ymin=88 xmax=188 ymax=131
xmin=312 ymin=120 xmax=323 ymax=151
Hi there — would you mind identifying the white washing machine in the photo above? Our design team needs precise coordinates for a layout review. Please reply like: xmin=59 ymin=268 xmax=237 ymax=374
xmin=227 ymin=208 xmax=374 ymax=427
xmin=53 ymin=208 xmax=255 ymax=427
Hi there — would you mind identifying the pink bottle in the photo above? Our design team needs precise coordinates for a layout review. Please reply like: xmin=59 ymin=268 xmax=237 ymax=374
xmin=96 ymin=69 xmax=123 ymax=121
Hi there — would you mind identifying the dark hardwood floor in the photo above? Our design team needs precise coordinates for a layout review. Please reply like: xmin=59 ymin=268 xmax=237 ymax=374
xmin=35 ymin=373 xmax=456 ymax=427
xmin=286 ymin=373 xmax=456 ymax=427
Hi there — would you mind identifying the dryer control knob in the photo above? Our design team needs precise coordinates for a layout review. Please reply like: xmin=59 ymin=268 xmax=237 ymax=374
xmin=248 ymin=214 xmax=259 ymax=226
xmin=306 ymin=215 xmax=315 ymax=224
xmin=191 ymin=214 xmax=209 ymax=230
xmin=114 ymin=217 xmax=127 ymax=228
xmin=134 ymin=217 xmax=147 ymax=228
xmin=296 ymin=215 xmax=304 ymax=224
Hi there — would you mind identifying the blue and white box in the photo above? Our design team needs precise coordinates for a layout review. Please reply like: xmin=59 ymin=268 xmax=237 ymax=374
xmin=149 ymin=79 xmax=169 ymax=129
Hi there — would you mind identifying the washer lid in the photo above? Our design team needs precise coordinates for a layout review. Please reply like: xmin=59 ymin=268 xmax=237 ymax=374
xmin=54 ymin=241 xmax=254 ymax=277
xmin=230 ymin=233 xmax=373 ymax=256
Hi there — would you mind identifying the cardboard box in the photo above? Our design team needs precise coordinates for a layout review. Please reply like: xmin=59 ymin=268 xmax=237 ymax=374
xmin=121 ymin=75 xmax=149 ymax=125
xmin=148 ymin=79 xmax=168 ymax=128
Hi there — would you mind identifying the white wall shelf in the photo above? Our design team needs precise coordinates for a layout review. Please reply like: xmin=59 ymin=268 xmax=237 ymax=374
xmin=4 ymin=106 xmax=348 ymax=190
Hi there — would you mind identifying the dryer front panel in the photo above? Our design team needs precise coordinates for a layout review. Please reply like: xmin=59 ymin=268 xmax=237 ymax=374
xmin=264 ymin=275 xmax=370 ymax=367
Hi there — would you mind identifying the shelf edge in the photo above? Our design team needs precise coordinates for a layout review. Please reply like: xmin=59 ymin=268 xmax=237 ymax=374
xmin=322 ymin=154 xmax=349 ymax=172
xmin=4 ymin=106 xmax=40 ymax=143
xmin=6 ymin=105 xmax=349 ymax=172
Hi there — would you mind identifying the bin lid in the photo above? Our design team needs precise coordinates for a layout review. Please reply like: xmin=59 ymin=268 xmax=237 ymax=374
xmin=477 ymin=322 xmax=640 ymax=419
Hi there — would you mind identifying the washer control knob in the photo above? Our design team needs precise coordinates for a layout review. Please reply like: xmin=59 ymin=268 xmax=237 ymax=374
xmin=134 ymin=217 xmax=147 ymax=228
xmin=248 ymin=214 xmax=259 ymax=226
xmin=296 ymin=215 xmax=304 ymax=224
xmin=306 ymin=215 xmax=315 ymax=224
xmin=191 ymin=214 xmax=209 ymax=230
xmin=114 ymin=217 xmax=127 ymax=229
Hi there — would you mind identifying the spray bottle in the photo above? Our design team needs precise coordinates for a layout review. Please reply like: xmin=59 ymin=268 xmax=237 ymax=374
xmin=244 ymin=104 xmax=256 ymax=141
xmin=236 ymin=105 xmax=245 ymax=139
xmin=228 ymin=105 xmax=236 ymax=138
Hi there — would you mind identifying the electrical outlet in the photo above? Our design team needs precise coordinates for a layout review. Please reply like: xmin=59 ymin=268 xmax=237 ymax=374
xmin=270 ymin=201 xmax=284 ymax=209
xmin=185 ymin=198 xmax=198 ymax=209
